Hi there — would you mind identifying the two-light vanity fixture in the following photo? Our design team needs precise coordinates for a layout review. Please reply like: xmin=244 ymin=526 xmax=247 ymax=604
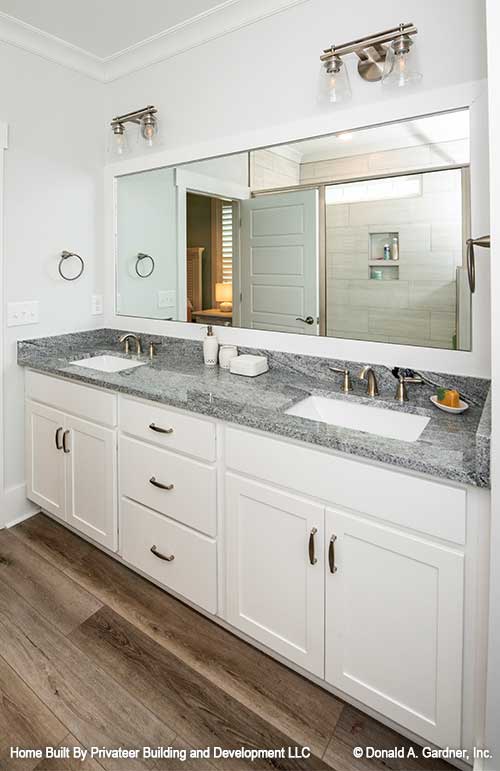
xmin=110 ymin=105 xmax=159 ymax=158
xmin=320 ymin=23 xmax=421 ymax=104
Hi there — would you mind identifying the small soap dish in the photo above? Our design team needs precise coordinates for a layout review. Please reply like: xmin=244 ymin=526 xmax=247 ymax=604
xmin=430 ymin=395 xmax=469 ymax=414
xmin=229 ymin=354 xmax=268 ymax=377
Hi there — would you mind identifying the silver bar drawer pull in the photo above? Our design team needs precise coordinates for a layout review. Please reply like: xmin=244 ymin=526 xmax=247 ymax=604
xmin=149 ymin=476 xmax=174 ymax=491
xmin=329 ymin=535 xmax=338 ymax=574
xmin=150 ymin=545 xmax=175 ymax=562
xmin=308 ymin=527 xmax=318 ymax=565
xmin=149 ymin=422 xmax=173 ymax=434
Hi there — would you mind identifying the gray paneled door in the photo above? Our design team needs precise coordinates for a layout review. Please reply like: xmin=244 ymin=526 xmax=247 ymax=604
xmin=240 ymin=190 xmax=319 ymax=334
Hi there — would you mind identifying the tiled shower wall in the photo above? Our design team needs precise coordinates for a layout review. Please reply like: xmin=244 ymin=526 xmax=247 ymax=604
xmin=325 ymin=168 xmax=464 ymax=349
xmin=300 ymin=139 xmax=468 ymax=183
xmin=250 ymin=149 xmax=300 ymax=190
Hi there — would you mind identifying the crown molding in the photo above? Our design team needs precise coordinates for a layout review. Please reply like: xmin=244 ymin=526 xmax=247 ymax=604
xmin=0 ymin=0 xmax=308 ymax=83
xmin=0 ymin=11 xmax=103 ymax=80
xmin=101 ymin=0 xmax=308 ymax=81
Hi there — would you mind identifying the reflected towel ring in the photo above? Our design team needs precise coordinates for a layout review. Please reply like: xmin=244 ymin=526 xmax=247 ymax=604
xmin=135 ymin=252 xmax=155 ymax=278
xmin=58 ymin=251 xmax=84 ymax=281
xmin=466 ymin=235 xmax=490 ymax=293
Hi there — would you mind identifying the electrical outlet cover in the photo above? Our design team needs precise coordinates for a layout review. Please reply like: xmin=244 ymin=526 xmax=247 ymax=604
xmin=91 ymin=294 xmax=103 ymax=315
xmin=7 ymin=301 xmax=39 ymax=327
xmin=158 ymin=290 xmax=176 ymax=308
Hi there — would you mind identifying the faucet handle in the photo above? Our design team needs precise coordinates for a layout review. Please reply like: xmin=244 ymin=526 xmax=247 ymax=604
xmin=328 ymin=366 xmax=352 ymax=394
xmin=395 ymin=374 xmax=409 ymax=402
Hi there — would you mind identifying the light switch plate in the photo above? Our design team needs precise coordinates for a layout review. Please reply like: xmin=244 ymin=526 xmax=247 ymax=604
xmin=91 ymin=294 xmax=103 ymax=315
xmin=8 ymin=301 xmax=39 ymax=327
xmin=158 ymin=290 xmax=176 ymax=308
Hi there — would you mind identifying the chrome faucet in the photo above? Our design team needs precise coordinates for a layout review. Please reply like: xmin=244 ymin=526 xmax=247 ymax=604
xmin=359 ymin=365 xmax=379 ymax=397
xmin=119 ymin=333 xmax=142 ymax=355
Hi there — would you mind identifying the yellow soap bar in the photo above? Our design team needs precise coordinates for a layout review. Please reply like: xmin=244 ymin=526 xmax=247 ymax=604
xmin=437 ymin=389 xmax=460 ymax=408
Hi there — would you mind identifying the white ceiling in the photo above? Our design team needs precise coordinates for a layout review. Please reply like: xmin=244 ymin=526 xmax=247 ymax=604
xmin=285 ymin=111 xmax=470 ymax=163
xmin=0 ymin=0 xmax=226 ymax=57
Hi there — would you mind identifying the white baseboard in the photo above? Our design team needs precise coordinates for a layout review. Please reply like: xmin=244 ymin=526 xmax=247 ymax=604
xmin=0 ymin=483 xmax=37 ymax=528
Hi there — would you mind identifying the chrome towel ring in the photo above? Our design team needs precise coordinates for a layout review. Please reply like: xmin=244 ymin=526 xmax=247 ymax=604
xmin=466 ymin=235 xmax=490 ymax=293
xmin=58 ymin=251 xmax=84 ymax=281
xmin=135 ymin=252 xmax=155 ymax=278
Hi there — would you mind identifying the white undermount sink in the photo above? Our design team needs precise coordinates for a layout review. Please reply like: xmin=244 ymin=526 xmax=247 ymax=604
xmin=286 ymin=395 xmax=430 ymax=442
xmin=72 ymin=355 xmax=146 ymax=373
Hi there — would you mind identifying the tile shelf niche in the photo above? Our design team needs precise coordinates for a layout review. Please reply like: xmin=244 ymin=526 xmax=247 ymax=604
xmin=369 ymin=230 xmax=399 ymax=281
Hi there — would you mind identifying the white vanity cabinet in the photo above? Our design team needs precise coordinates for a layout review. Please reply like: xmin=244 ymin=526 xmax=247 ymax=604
xmin=23 ymin=371 xmax=488 ymax=757
xmin=224 ymin=427 xmax=485 ymax=750
xmin=25 ymin=400 xmax=66 ymax=520
xmin=119 ymin=395 xmax=218 ymax=613
xmin=225 ymin=474 xmax=325 ymax=677
xmin=25 ymin=372 xmax=118 ymax=550
xmin=325 ymin=508 xmax=464 ymax=747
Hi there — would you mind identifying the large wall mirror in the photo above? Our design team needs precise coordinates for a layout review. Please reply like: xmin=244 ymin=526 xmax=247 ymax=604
xmin=115 ymin=108 xmax=471 ymax=351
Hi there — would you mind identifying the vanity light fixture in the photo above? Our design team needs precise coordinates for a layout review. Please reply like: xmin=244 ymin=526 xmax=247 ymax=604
xmin=320 ymin=23 xmax=420 ymax=102
xmin=110 ymin=105 xmax=159 ymax=157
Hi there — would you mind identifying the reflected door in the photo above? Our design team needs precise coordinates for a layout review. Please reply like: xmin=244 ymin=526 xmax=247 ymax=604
xmin=240 ymin=190 xmax=319 ymax=334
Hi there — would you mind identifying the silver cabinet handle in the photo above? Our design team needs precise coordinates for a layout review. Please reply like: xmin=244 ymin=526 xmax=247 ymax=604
xmin=296 ymin=316 xmax=315 ymax=325
xmin=149 ymin=422 xmax=173 ymax=434
xmin=55 ymin=427 xmax=63 ymax=450
xmin=149 ymin=476 xmax=174 ymax=491
xmin=328 ymin=535 xmax=338 ymax=574
xmin=150 ymin=545 xmax=175 ymax=562
xmin=308 ymin=527 xmax=318 ymax=565
xmin=62 ymin=430 xmax=70 ymax=453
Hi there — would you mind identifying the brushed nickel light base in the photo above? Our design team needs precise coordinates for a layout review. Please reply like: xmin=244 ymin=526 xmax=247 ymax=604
xmin=321 ymin=23 xmax=418 ymax=84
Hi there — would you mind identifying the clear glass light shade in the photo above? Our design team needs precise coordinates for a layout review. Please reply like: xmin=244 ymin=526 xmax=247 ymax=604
xmin=110 ymin=124 xmax=130 ymax=158
xmin=140 ymin=114 xmax=159 ymax=148
xmin=319 ymin=58 xmax=352 ymax=105
xmin=382 ymin=41 xmax=422 ymax=88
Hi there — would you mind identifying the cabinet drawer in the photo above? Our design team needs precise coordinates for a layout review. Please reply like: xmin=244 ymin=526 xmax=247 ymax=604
xmin=26 ymin=370 xmax=117 ymax=427
xmin=225 ymin=427 xmax=466 ymax=545
xmin=120 ymin=436 xmax=217 ymax=536
xmin=120 ymin=397 xmax=216 ymax=462
xmin=121 ymin=498 xmax=217 ymax=614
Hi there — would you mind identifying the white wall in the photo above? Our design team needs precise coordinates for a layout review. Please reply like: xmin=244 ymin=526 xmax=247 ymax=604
xmin=0 ymin=43 xmax=104 ymax=525
xmin=104 ymin=0 xmax=489 ymax=378
xmin=484 ymin=1 xmax=500 ymax=766
xmin=106 ymin=0 xmax=486 ymax=151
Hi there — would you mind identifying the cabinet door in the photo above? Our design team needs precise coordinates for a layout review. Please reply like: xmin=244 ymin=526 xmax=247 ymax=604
xmin=325 ymin=508 xmax=464 ymax=747
xmin=64 ymin=415 xmax=117 ymax=551
xmin=225 ymin=474 xmax=324 ymax=677
xmin=25 ymin=401 xmax=66 ymax=519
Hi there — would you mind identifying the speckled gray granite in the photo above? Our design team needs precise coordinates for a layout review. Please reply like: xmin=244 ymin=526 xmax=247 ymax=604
xmin=17 ymin=328 xmax=491 ymax=488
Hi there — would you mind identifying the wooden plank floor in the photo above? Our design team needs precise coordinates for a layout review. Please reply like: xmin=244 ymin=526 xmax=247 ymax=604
xmin=0 ymin=514 xmax=453 ymax=771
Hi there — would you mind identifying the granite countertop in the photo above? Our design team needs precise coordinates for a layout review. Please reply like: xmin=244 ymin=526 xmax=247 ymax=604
xmin=18 ymin=328 xmax=491 ymax=488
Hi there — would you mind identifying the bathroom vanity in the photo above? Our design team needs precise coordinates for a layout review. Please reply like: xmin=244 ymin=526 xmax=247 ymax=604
xmin=18 ymin=330 xmax=491 ymax=761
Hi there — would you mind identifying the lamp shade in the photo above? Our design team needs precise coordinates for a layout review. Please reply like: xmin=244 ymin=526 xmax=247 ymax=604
xmin=215 ymin=282 xmax=232 ymax=311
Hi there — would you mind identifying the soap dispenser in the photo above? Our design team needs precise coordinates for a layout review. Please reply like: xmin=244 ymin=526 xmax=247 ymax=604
xmin=203 ymin=325 xmax=219 ymax=367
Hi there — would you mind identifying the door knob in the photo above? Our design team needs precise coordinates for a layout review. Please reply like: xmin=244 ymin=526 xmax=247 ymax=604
xmin=296 ymin=316 xmax=315 ymax=325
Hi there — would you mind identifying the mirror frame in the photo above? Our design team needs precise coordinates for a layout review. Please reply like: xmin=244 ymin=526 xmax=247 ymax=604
xmin=104 ymin=80 xmax=490 ymax=378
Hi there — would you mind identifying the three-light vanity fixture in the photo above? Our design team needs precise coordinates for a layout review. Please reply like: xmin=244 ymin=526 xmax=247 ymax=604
xmin=110 ymin=105 xmax=159 ymax=157
xmin=320 ymin=23 xmax=421 ymax=104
